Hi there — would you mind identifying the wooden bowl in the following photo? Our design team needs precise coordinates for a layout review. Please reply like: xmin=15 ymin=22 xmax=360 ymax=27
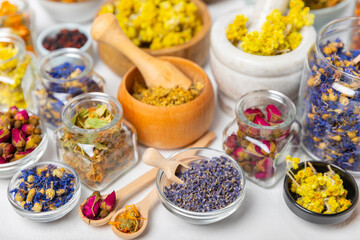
xmin=117 ymin=56 xmax=215 ymax=149
xmin=97 ymin=0 xmax=211 ymax=77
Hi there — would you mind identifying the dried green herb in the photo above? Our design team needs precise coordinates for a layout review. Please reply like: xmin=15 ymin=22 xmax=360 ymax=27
xmin=72 ymin=104 xmax=114 ymax=129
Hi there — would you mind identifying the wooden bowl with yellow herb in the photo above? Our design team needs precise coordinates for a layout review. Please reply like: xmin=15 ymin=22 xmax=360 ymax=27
xmin=96 ymin=0 xmax=211 ymax=77
xmin=118 ymin=56 xmax=215 ymax=149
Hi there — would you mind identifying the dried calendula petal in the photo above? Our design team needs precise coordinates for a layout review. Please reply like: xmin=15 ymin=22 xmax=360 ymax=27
xmin=109 ymin=204 xmax=145 ymax=233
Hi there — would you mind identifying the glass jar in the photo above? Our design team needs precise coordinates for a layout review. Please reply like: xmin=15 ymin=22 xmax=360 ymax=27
xmin=0 ymin=32 xmax=36 ymax=109
xmin=299 ymin=17 xmax=360 ymax=175
xmin=223 ymin=90 xmax=300 ymax=188
xmin=35 ymin=48 xmax=105 ymax=129
xmin=0 ymin=0 xmax=34 ymax=52
xmin=55 ymin=93 xmax=138 ymax=191
xmin=354 ymin=2 xmax=360 ymax=49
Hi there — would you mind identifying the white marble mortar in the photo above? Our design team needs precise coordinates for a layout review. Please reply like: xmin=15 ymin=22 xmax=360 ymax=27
xmin=210 ymin=5 xmax=316 ymax=115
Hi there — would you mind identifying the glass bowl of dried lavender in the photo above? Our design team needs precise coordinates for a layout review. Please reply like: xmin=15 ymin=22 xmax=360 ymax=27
xmin=156 ymin=147 xmax=246 ymax=225
xmin=0 ymin=107 xmax=48 ymax=179
xmin=7 ymin=161 xmax=81 ymax=222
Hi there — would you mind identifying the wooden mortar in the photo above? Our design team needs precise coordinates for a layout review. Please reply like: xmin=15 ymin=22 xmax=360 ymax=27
xmin=97 ymin=0 xmax=211 ymax=77
xmin=118 ymin=56 xmax=215 ymax=149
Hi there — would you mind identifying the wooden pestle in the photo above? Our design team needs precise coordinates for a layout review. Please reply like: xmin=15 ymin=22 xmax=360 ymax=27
xmin=91 ymin=13 xmax=192 ymax=90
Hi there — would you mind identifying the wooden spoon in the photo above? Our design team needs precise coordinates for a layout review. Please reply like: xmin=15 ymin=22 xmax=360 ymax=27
xmin=78 ymin=167 xmax=157 ymax=227
xmin=110 ymin=187 xmax=158 ymax=239
xmin=78 ymin=131 xmax=216 ymax=226
xmin=91 ymin=13 xmax=192 ymax=90
xmin=142 ymin=148 xmax=188 ymax=184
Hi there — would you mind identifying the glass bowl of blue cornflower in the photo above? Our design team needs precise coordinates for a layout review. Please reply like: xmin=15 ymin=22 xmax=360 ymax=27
xmin=7 ymin=161 xmax=81 ymax=222
xmin=156 ymin=147 xmax=246 ymax=225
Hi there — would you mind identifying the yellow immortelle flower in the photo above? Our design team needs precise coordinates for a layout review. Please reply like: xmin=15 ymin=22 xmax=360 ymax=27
xmin=226 ymin=0 xmax=314 ymax=56
xmin=287 ymin=156 xmax=352 ymax=214
xmin=100 ymin=0 xmax=202 ymax=50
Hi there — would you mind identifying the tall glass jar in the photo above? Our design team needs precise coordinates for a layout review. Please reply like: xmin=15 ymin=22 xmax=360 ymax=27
xmin=299 ymin=17 xmax=360 ymax=174
xmin=0 ymin=0 xmax=34 ymax=52
xmin=35 ymin=48 xmax=105 ymax=129
xmin=0 ymin=32 xmax=36 ymax=109
xmin=223 ymin=90 xmax=300 ymax=188
xmin=54 ymin=93 xmax=138 ymax=191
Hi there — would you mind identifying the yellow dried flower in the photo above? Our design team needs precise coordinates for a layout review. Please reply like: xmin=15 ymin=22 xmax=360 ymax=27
xmin=226 ymin=0 xmax=314 ymax=56
xmin=132 ymin=80 xmax=203 ymax=106
xmin=287 ymin=156 xmax=352 ymax=214
xmin=100 ymin=0 xmax=202 ymax=50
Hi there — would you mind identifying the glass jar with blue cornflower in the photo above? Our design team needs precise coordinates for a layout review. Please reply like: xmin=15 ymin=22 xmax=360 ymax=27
xmin=299 ymin=17 xmax=360 ymax=175
xmin=35 ymin=48 xmax=105 ymax=129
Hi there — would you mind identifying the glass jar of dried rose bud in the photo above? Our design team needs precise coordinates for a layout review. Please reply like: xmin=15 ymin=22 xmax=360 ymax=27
xmin=223 ymin=90 xmax=300 ymax=188
xmin=54 ymin=92 xmax=138 ymax=191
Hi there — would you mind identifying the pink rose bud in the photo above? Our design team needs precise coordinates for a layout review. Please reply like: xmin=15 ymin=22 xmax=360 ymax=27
xmin=266 ymin=104 xmax=282 ymax=123
xmin=82 ymin=195 xmax=101 ymax=219
xmin=12 ymin=128 xmax=26 ymax=148
xmin=0 ymin=156 xmax=7 ymax=164
xmin=21 ymin=124 xmax=34 ymax=136
xmin=0 ymin=143 xmax=15 ymax=159
xmin=233 ymin=147 xmax=245 ymax=160
xmin=0 ymin=128 xmax=10 ymax=143
xmin=25 ymin=135 xmax=42 ymax=150
xmin=244 ymin=108 xmax=264 ymax=122
xmin=254 ymin=145 xmax=267 ymax=156
xmin=253 ymin=116 xmax=271 ymax=126
xmin=10 ymin=106 xmax=18 ymax=115
xmin=100 ymin=191 xmax=116 ymax=212
xmin=14 ymin=149 xmax=34 ymax=160
xmin=14 ymin=110 xmax=29 ymax=122
xmin=259 ymin=140 xmax=277 ymax=155
xmin=0 ymin=115 xmax=11 ymax=128
xmin=225 ymin=134 xmax=237 ymax=150
xmin=246 ymin=143 xmax=265 ymax=157
xmin=255 ymin=158 xmax=274 ymax=179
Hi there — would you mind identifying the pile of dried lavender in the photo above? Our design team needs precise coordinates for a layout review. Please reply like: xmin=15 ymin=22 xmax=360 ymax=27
xmin=164 ymin=156 xmax=242 ymax=212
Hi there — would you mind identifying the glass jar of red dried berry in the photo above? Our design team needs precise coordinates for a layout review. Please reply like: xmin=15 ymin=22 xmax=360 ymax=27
xmin=223 ymin=90 xmax=300 ymax=188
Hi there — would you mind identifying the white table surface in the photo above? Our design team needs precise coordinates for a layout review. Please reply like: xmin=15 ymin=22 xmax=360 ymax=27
xmin=1 ymin=0 xmax=360 ymax=239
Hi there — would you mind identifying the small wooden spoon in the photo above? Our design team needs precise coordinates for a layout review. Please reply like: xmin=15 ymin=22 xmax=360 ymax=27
xmin=91 ymin=13 xmax=192 ymax=90
xmin=110 ymin=187 xmax=158 ymax=239
xmin=78 ymin=131 xmax=216 ymax=226
xmin=142 ymin=148 xmax=188 ymax=184
xmin=78 ymin=168 xmax=157 ymax=226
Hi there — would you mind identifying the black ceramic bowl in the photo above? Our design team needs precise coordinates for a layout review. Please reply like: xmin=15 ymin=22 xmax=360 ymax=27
xmin=283 ymin=161 xmax=359 ymax=224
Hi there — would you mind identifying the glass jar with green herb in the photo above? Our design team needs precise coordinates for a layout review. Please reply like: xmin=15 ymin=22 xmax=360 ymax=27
xmin=55 ymin=92 xmax=138 ymax=191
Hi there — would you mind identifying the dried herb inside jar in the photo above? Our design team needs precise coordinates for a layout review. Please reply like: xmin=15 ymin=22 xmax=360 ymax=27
xmin=60 ymin=104 xmax=134 ymax=186
xmin=72 ymin=104 xmax=114 ymax=129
